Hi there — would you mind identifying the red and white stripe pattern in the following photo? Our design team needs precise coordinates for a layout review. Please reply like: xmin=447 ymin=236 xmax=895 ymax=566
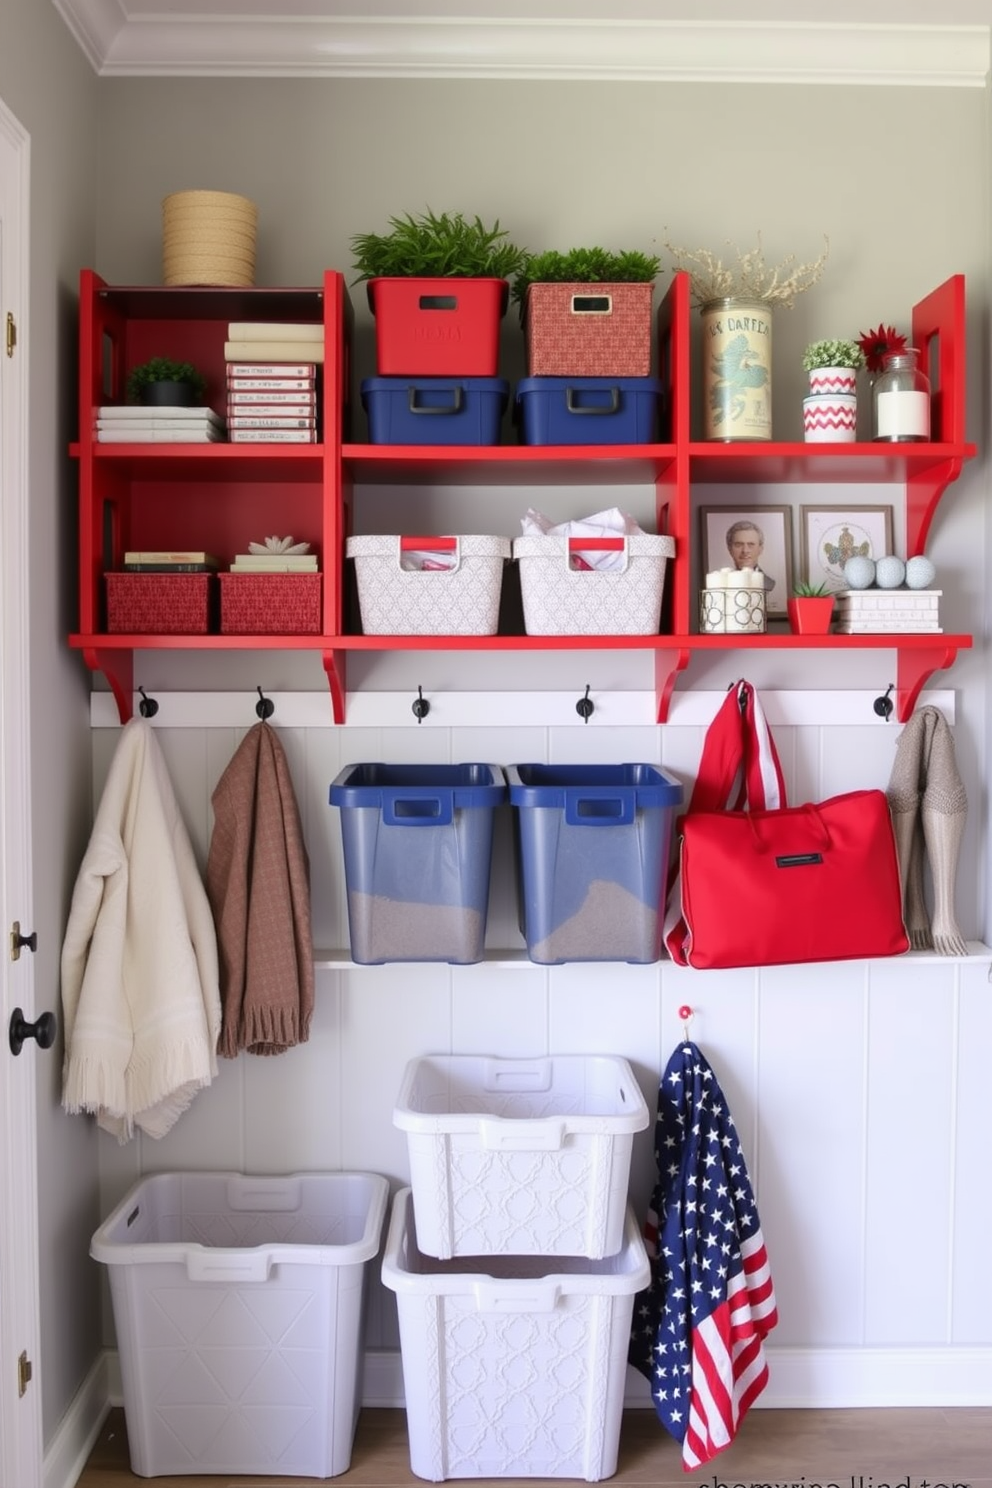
xmin=682 ymin=1230 xmax=779 ymax=1469
xmin=628 ymin=1038 xmax=778 ymax=1470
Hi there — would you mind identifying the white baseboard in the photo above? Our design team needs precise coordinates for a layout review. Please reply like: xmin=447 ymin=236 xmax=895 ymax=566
xmin=48 ymin=1343 xmax=992 ymax=1486
xmin=43 ymin=1350 xmax=114 ymax=1488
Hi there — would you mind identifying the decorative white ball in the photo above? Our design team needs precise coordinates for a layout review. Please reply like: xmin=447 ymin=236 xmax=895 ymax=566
xmin=905 ymin=554 xmax=937 ymax=590
xmin=843 ymin=555 xmax=876 ymax=589
xmin=875 ymin=555 xmax=907 ymax=589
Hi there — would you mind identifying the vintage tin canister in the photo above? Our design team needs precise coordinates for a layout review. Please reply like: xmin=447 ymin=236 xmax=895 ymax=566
xmin=701 ymin=297 xmax=773 ymax=440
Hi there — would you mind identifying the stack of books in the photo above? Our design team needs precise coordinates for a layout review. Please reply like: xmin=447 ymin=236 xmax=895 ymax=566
xmin=833 ymin=588 xmax=942 ymax=634
xmin=224 ymin=322 xmax=323 ymax=444
xmin=122 ymin=550 xmax=220 ymax=573
xmin=98 ymin=407 xmax=226 ymax=443
xmin=229 ymin=550 xmax=319 ymax=574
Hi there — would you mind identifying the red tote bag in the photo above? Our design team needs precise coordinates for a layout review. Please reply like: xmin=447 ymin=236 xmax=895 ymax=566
xmin=665 ymin=681 xmax=909 ymax=970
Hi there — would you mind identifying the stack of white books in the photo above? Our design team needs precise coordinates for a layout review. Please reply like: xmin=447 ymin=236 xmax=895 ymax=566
xmin=229 ymin=551 xmax=319 ymax=574
xmin=833 ymin=588 xmax=942 ymax=634
xmin=97 ymin=406 xmax=226 ymax=443
xmin=224 ymin=322 xmax=323 ymax=444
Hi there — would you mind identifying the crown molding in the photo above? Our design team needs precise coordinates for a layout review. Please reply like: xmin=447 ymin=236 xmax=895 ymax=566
xmin=49 ymin=7 xmax=990 ymax=85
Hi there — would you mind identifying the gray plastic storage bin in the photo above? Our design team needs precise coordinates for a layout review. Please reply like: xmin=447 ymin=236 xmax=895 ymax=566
xmin=90 ymin=1170 xmax=388 ymax=1479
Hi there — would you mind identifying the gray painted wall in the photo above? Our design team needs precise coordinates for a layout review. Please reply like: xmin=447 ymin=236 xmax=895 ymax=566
xmin=0 ymin=30 xmax=989 ymax=1452
xmin=1 ymin=0 xmax=103 ymax=1451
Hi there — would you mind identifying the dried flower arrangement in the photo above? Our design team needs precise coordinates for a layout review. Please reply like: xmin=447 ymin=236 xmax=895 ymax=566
xmin=664 ymin=231 xmax=830 ymax=309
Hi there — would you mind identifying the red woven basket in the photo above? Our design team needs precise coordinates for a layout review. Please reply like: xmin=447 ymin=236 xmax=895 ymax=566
xmin=218 ymin=572 xmax=322 ymax=634
xmin=106 ymin=573 xmax=214 ymax=634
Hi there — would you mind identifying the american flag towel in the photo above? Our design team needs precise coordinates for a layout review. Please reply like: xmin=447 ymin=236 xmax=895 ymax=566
xmin=629 ymin=1040 xmax=778 ymax=1470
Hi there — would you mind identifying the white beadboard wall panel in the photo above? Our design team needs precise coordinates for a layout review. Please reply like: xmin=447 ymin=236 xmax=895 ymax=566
xmin=548 ymin=960 xmax=662 ymax=1224
xmin=952 ymin=960 xmax=992 ymax=1345
xmin=863 ymin=963 xmax=956 ymax=1344
xmin=241 ymin=985 xmax=344 ymax=1173
xmin=756 ymin=966 xmax=868 ymax=1347
xmin=338 ymin=966 xmax=452 ymax=1182
xmin=299 ymin=725 xmax=346 ymax=948
xmin=546 ymin=723 xmax=664 ymax=766
xmin=661 ymin=968 xmax=762 ymax=1167
xmin=450 ymin=963 xmax=549 ymax=1056
xmin=139 ymin=1051 xmax=247 ymax=1172
xmin=85 ymin=718 xmax=992 ymax=1391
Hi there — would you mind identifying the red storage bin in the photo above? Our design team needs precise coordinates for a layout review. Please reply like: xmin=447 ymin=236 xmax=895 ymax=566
xmin=105 ymin=573 xmax=214 ymax=634
xmin=218 ymin=572 xmax=322 ymax=634
xmin=367 ymin=277 xmax=509 ymax=376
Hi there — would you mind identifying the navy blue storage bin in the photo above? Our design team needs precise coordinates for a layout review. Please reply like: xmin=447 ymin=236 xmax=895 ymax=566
xmin=329 ymin=764 xmax=506 ymax=964
xmin=515 ymin=376 xmax=664 ymax=446
xmin=506 ymin=764 xmax=682 ymax=964
xmin=362 ymin=377 xmax=509 ymax=445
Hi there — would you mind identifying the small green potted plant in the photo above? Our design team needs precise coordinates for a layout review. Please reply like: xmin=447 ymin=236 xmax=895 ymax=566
xmin=788 ymin=581 xmax=835 ymax=634
xmin=126 ymin=356 xmax=207 ymax=407
xmin=350 ymin=209 xmax=528 ymax=377
xmin=802 ymin=339 xmax=865 ymax=392
xmin=511 ymin=246 xmax=661 ymax=377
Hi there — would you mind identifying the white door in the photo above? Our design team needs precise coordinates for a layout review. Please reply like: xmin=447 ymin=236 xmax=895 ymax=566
xmin=0 ymin=95 xmax=43 ymax=1488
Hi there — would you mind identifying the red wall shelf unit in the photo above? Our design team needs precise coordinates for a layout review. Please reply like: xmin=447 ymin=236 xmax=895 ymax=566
xmin=69 ymin=268 xmax=976 ymax=725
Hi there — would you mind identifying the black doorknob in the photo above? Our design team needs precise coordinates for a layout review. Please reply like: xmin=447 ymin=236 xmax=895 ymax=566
xmin=9 ymin=1008 xmax=57 ymax=1057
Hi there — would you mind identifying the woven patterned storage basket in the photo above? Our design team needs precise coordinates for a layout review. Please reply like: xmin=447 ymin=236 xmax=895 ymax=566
xmin=162 ymin=190 xmax=258 ymax=287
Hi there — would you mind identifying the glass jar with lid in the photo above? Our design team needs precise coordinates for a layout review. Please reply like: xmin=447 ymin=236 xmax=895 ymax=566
xmin=871 ymin=347 xmax=930 ymax=442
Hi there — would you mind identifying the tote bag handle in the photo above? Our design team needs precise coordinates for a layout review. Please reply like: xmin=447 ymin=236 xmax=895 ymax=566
xmin=664 ymin=680 xmax=787 ymax=964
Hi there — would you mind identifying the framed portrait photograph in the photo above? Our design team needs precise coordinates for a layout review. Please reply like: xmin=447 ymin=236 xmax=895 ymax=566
xmin=800 ymin=506 xmax=895 ymax=593
xmin=699 ymin=506 xmax=793 ymax=617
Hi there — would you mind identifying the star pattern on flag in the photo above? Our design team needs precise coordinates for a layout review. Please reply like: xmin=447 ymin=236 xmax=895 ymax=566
xmin=629 ymin=1040 xmax=777 ymax=1471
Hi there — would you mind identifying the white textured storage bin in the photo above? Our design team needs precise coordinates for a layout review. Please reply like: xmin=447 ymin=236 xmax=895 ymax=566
xmin=90 ymin=1170 xmax=389 ymax=1479
xmin=382 ymin=1187 xmax=649 ymax=1482
xmin=393 ymin=1054 xmax=649 ymax=1259
xmin=347 ymin=535 xmax=510 ymax=635
xmin=512 ymin=533 xmax=673 ymax=635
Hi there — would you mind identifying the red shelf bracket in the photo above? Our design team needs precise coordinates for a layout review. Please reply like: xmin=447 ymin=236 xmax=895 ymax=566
xmin=321 ymin=649 xmax=346 ymax=723
xmin=906 ymin=456 xmax=964 ymax=556
xmin=654 ymin=646 xmax=691 ymax=723
xmin=895 ymin=644 xmax=959 ymax=722
xmin=81 ymin=647 xmax=134 ymax=724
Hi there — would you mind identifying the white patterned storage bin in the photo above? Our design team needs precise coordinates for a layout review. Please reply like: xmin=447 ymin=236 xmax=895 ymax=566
xmin=512 ymin=533 xmax=673 ymax=634
xmin=90 ymin=1171 xmax=388 ymax=1479
xmin=393 ymin=1054 xmax=649 ymax=1259
xmin=347 ymin=535 xmax=510 ymax=635
xmin=382 ymin=1188 xmax=649 ymax=1482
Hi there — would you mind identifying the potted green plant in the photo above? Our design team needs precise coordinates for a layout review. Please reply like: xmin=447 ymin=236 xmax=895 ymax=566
xmin=787 ymin=582 xmax=835 ymax=634
xmin=126 ymin=356 xmax=207 ymax=407
xmin=511 ymin=246 xmax=661 ymax=377
xmin=350 ymin=209 xmax=528 ymax=377
xmin=801 ymin=339 xmax=863 ymax=442
xmin=801 ymin=338 xmax=866 ymax=373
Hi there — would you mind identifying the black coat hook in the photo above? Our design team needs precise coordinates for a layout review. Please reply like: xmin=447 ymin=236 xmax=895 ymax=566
xmin=412 ymin=686 xmax=430 ymax=723
xmin=137 ymin=686 xmax=159 ymax=718
xmin=873 ymin=684 xmax=895 ymax=722
xmin=576 ymin=685 xmax=594 ymax=723
xmin=255 ymin=686 xmax=275 ymax=720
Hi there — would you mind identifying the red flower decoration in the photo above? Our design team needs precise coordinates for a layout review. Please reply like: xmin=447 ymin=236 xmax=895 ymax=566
xmin=857 ymin=323 xmax=908 ymax=375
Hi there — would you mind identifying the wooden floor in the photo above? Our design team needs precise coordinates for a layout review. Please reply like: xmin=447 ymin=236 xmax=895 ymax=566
xmin=76 ymin=1404 xmax=992 ymax=1488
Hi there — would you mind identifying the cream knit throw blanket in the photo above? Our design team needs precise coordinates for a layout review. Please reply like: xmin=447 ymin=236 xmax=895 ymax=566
xmin=885 ymin=706 xmax=968 ymax=956
xmin=61 ymin=719 xmax=221 ymax=1141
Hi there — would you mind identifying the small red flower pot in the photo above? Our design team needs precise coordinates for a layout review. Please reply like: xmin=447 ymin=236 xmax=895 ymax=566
xmin=787 ymin=596 xmax=835 ymax=635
